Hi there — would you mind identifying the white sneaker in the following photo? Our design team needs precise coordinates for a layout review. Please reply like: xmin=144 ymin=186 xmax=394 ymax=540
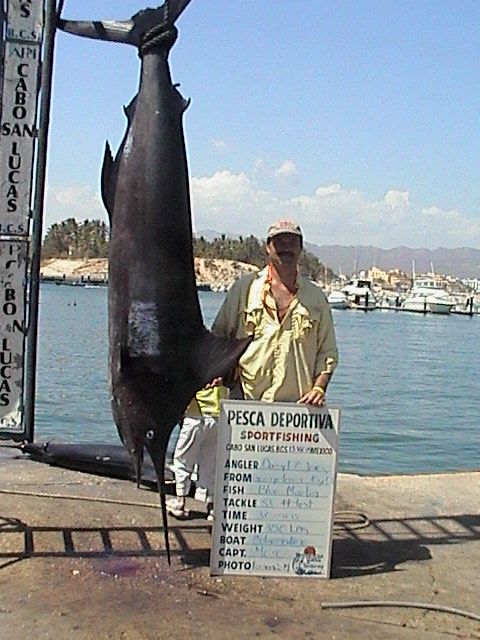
xmin=206 ymin=502 xmax=214 ymax=522
xmin=166 ymin=497 xmax=190 ymax=519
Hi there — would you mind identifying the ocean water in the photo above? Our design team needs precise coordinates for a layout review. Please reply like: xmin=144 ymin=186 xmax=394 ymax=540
xmin=36 ymin=283 xmax=480 ymax=475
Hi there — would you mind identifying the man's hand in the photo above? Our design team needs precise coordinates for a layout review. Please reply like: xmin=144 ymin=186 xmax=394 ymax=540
xmin=298 ymin=386 xmax=326 ymax=406
xmin=204 ymin=377 xmax=223 ymax=389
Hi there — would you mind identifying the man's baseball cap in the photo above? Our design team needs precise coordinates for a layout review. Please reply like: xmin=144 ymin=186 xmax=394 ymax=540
xmin=266 ymin=220 xmax=303 ymax=241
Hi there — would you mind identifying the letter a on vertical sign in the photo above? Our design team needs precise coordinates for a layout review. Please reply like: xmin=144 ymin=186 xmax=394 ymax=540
xmin=0 ymin=0 xmax=44 ymax=235
xmin=0 ymin=239 xmax=28 ymax=436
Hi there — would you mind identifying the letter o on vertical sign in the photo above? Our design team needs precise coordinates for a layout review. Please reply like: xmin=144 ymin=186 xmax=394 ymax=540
xmin=0 ymin=240 xmax=28 ymax=437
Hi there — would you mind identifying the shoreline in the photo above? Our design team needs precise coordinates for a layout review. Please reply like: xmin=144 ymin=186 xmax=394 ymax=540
xmin=40 ymin=257 xmax=479 ymax=312
xmin=40 ymin=274 xmax=222 ymax=292
xmin=40 ymin=256 xmax=258 ymax=292
xmin=41 ymin=275 xmax=480 ymax=314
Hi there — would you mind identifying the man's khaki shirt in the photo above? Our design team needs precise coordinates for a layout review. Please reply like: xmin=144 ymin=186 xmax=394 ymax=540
xmin=212 ymin=268 xmax=338 ymax=402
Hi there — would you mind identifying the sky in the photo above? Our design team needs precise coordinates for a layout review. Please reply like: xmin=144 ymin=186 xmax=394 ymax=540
xmin=45 ymin=0 xmax=480 ymax=249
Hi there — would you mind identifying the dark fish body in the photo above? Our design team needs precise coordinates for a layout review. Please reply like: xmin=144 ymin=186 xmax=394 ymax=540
xmin=59 ymin=2 xmax=250 ymax=560
xmin=21 ymin=442 xmax=166 ymax=488
xmin=107 ymin=34 xmax=200 ymax=473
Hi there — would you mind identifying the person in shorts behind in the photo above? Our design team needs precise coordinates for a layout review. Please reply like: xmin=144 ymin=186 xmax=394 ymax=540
xmin=166 ymin=385 xmax=227 ymax=520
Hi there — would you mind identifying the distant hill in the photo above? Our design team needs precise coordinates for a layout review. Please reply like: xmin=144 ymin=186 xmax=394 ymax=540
xmin=195 ymin=230 xmax=480 ymax=279
xmin=194 ymin=229 xmax=226 ymax=241
xmin=305 ymin=244 xmax=480 ymax=279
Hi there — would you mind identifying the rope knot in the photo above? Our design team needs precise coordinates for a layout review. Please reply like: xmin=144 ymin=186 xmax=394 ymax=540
xmin=139 ymin=23 xmax=178 ymax=56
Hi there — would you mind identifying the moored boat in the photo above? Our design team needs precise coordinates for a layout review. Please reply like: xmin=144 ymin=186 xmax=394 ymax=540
xmin=327 ymin=290 xmax=348 ymax=309
xmin=342 ymin=278 xmax=377 ymax=310
xmin=402 ymin=277 xmax=454 ymax=314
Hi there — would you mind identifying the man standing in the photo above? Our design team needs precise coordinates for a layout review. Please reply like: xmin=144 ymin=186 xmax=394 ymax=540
xmin=212 ymin=220 xmax=338 ymax=404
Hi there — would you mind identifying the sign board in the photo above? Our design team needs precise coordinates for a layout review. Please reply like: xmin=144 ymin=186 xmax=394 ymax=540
xmin=0 ymin=238 xmax=27 ymax=435
xmin=210 ymin=400 xmax=341 ymax=578
xmin=0 ymin=0 xmax=43 ymax=235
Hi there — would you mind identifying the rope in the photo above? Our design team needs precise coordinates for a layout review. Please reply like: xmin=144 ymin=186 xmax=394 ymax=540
xmin=333 ymin=510 xmax=370 ymax=530
xmin=0 ymin=488 xmax=159 ymax=509
xmin=139 ymin=22 xmax=177 ymax=57
xmin=321 ymin=600 xmax=480 ymax=623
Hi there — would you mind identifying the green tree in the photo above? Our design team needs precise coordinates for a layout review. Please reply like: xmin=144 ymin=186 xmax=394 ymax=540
xmin=42 ymin=218 xmax=109 ymax=258
xmin=192 ymin=234 xmax=335 ymax=280
xmin=43 ymin=218 xmax=335 ymax=280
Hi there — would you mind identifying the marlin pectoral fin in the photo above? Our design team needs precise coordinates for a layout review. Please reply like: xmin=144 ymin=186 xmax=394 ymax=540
xmin=100 ymin=142 xmax=115 ymax=223
xmin=194 ymin=332 xmax=252 ymax=388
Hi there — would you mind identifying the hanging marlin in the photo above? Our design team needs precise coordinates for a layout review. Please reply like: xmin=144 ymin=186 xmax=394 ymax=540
xmin=58 ymin=1 xmax=250 ymax=562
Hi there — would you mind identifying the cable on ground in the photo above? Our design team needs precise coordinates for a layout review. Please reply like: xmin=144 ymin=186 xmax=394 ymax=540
xmin=321 ymin=600 xmax=480 ymax=622
xmin=0 ymin=488 xmax=159 ymax=509
xmin=333 ymin=510 xmax=370 ymax=530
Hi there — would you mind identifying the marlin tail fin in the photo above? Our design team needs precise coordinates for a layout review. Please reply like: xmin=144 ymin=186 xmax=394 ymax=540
xmin=58 ymin=1 xmax=192 ymax=46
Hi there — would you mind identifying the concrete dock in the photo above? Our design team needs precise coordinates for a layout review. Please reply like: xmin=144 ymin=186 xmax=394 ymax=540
xmin=0 ymin=446 xmax=478 ymax=639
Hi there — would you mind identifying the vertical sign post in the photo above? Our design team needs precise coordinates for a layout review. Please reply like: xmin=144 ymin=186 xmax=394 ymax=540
xmin=0 ymin=0 xmax=45 ymax=440
xmin=211 ymin=400 xmax=341 ymax=578
xmin=23 ymin=0 xmax=59 ymax=442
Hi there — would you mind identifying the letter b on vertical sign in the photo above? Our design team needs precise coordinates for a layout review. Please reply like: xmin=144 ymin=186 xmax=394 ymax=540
xmin=0 ymin=240 xmax=28 ymax=438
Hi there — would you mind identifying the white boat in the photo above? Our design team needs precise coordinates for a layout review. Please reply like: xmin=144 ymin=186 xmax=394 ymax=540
xmin=376 ymin=292 xmax=403 ymax=311
xmin=402 ymin=277 xmax=454 ymax=314
xmin=342 ymin=278 xmax=377 ymax=310
xmin=327 ymin=290 xmax=348 ymax=309
xmin=452 ymin=295 xmax=480 ymax=315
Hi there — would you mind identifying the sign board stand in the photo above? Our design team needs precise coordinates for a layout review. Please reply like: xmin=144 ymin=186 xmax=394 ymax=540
xmin=210 ymin=400 xmax=341 ymax=578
